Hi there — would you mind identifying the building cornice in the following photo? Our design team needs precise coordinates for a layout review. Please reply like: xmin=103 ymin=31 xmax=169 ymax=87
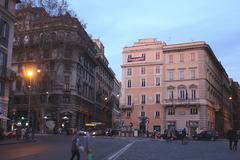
xmin=121 ymin=61 xmax=164 ymax=68
xmin=123 ymin=47 xmax=162 ymax=54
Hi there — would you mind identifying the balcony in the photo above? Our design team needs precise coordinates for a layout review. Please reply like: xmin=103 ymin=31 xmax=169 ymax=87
xmin=0 ymin=66 xmax=16 ymax=81
xmin=163 ymin=98 xmax=200 ymax=107
xmin=120 ymin=104 xmax=133 ymax=110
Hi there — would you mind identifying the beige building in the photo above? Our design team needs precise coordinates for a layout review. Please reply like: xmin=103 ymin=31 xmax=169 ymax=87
xmin=0 ymin=0 xmax=20 ymax=130
xmin=120 ymin=38 xmax=231 ymax=136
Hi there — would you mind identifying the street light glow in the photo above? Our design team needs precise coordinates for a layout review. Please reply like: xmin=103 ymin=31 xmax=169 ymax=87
xmin=26 ymin=69 xmax=34 ymax=78
xmin=105 ymin=97 xmax=108 ymax=101
xmin=229 ymin=96 xmax=232 ymax=100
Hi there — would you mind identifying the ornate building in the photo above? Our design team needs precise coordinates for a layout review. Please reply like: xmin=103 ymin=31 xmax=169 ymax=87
xmin=93 ymin=39 xmax=116 ymax=127
xmin=0 ymin=0 xmax=20 ymax=131
xmin=120 ymin=38 xmax=232 ymax=136
xmin=10 ymin=6 xmax=98 ymax=132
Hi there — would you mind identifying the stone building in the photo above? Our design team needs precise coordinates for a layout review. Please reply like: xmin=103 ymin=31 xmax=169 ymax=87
xmin=0 ymin=0 xmax=20 ymax=131
xmin=120 ymin=38 xmax=232 ymax=136
xmin=93 ymin=39 xmax=116 ymax=127
xmin=10 ymin=6 xmax=98 ymax=132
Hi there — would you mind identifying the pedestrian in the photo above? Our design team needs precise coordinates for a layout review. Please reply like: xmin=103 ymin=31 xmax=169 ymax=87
xmin=84 ymin=132 xmax=91 ymax=152
xmin=58 ymin=127 xmax=62 ymax=134
xmin=233 ymin=130 xmax=238 ymax=151
xmin=16 ymin=127 xmax=21 ymax=141
xmin=181 ymin=128 xmax=187 ymax=144
xmin=227 ymin=128 xmax=236 ymax=150
xmin=166 ymin=129 xmax=172 ymax=143
xmin=21 ymin=128 xmax=25 ymax=140
xmin=70 ymin=132 xmax=80 ymax=160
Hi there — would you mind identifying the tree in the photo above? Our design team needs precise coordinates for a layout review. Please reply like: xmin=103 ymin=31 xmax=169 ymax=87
xmin=17 ymin=0 xmax=77 ymax=17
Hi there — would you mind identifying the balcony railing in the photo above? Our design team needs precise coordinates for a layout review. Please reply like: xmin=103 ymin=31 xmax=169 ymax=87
xmin=164 ymin=98 xmax=200 ymax=107
xmin=120 ymin=104 xmax=133 ymax=110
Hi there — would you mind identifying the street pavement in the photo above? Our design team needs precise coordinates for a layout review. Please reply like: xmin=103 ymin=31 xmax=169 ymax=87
xmin=0 ymin=134 xmax=239 ymax=160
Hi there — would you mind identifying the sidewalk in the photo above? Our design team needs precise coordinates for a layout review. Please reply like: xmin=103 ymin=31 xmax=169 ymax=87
xmin=0 ymin=136 xmax=40 ymax=145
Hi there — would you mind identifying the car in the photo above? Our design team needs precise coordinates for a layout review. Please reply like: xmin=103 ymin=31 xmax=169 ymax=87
xmin=105 ymin=128 xmax=119 ymax=136
xmin=78 ymin=130 xmax=88 ymax=136
xmin=192 ymin=130 xmax=218 ymax=141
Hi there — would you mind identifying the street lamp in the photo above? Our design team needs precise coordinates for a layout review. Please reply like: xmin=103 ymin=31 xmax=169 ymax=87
xmin=25 ymin=69 xmax=34 ymax=134
xmin=229 ymin=96 xmax=234 ymax=128
xmin=24 ymin=68 xmax=40 ymax=140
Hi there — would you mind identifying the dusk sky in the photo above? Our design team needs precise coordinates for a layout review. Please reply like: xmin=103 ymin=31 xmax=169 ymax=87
xmin=69 ymin=0 xmax=240 ymax=82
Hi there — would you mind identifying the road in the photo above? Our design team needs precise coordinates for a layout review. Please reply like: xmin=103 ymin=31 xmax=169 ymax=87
xmin=0 ymin=135 xmax=239 ymax=160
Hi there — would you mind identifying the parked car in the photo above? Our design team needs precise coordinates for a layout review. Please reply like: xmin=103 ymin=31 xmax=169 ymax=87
xmin=192 ymin=130 xmax=218 ymax=141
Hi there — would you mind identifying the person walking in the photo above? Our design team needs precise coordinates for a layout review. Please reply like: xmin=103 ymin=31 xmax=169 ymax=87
xmin=233 ymin=130 xmax=238 ymax=151
xmin=70 ymin=132 xmax=80 ymax=160
xmin=181 ymin=128 xmax=187 ymax=144
xmin=227 ymin=128 xmax=236 ymax=150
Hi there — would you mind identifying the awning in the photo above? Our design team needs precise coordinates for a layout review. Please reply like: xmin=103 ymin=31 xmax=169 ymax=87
xmin=0 ymin=114 xmax=10 ymax=120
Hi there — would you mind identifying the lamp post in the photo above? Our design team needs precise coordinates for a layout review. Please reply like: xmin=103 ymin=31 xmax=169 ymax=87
xmin=24 ymin=68 xmax=40 ymax=140
xmin=25 ymin=69 xmax=33 ymax=136
xmin=229 ymin=96 xmax=234 ymax=128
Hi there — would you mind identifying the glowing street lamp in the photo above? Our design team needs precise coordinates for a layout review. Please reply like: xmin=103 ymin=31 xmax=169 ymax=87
xmin=24 ymin=67 xmax=40 ymax=140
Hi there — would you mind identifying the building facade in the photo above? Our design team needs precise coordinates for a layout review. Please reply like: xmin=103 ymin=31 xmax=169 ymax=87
xmin=93 ymin=39 xmax=115 ymax=127
xmin=10 ymin=6 xmax=98 ymax=132
xmin=120 ymin=38 xmax=232 ymax=136
xmin=0 ymin=0 xmax=20 ymax=131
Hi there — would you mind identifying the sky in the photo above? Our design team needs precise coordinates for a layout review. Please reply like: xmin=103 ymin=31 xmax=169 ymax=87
xmin=69 ymin=0 xmax=240 ymax=82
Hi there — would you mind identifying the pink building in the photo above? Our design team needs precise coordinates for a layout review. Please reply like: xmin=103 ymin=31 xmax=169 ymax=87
xmin=120 ymin=38 xmax=231 ymax=136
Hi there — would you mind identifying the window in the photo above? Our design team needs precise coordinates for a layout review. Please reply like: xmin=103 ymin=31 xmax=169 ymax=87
xmin=64 ymin=76 xmax=70 ymax=91
xmin=141 ymin=67 xmax=146 ymax=75
xmin=0 ymin=81 xmax=4 ymax=96
xmin=50 ymin=61 xmax=55 ymax=71
xmin=63 ymin=96 xmax=70 ymax=103
xmin=156 ymin=77 xmax=160 ymax=86
xmin=168 ymin=90 xmax=174 ymax=99
xmin=0 ymin=51 xmax=7 ymax=76
xmin=127 ymin=95 xmax=132 ymax=105
xmin=155 ymin=111 xmax=160 ymax=118
xmin=0 ymin=20 xmax=9 ymax=47
xmin=156 ymin=65 xmax=160 ymax=74
xmin=191 ymin=53 xmax=196 ymax=61
xmin=168 ymin=108 xmax=175 ymax=115
xmin=141 ymin=78 xmax=146 ymax=87
xmin=140 ymin=111 xmax=145 ymax=117
xmin=190 ymin=69 xmax=196 ymax=79
xmin=126 ymin=111 xmax=131 ymax=118
xmin=64 ymin=63 xmax=71 ymax=71
xmin=190 ymin=108 xmax=198 ymax=115
xmin=169 ymin=55 xmax=173 ymax=63
xmin=127 ymin=79 xmax=131 ymax=88
xmin=179 ymin=89 xmax=188 ymax=99
xmin=156 ymin=94 xmax=160 ymax=104
xmin=127 ymin=68 xmax=132 ymax=76
xmin=168 ymin=70 xmax=174 ymax=80
xmin=141 ymin=95 xmax=146 ymax=104
xmin=180 ymin=53 xmax=184 ymax=62
xmin=179 ymin=70 xmax=184 ymax=80
xmin=5 ymin=0 xmax=9 ymax=9
xmin=156 ymin=52 xmax=160 ymax=60
xmin=191 ymin=89 xmax=197 ymax=99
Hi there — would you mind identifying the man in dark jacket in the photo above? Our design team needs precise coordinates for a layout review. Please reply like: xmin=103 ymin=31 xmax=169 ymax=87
xmin=70 ymin=133 xmax=80 ymax=160
xmin=227 ymin=129 xmax=237 ymax=150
